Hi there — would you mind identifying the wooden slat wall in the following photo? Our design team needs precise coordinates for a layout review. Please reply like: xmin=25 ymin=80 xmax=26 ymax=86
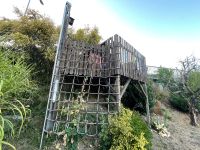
xmin=61 ymin=34 xmax=147 ymax=82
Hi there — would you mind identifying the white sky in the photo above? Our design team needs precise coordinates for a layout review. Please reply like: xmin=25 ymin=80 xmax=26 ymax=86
xmin=0 ymin=0 xmax=200 ymax=68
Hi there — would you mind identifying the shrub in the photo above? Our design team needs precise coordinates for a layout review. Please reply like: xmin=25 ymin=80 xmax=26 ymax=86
xmin=130 ymin=110 xmax=152 ymax=149
xmin=0 ymin=93 xmax=26 ymax=150
xmin=147 ymin=79 xmax=156 ymax=109
xmin=0 ymin=9 xmax=58 ymax=84
xmin=169 ymin=93 xmax=188 ymax=112
xmin=0 ymin=50 xmax=37 ymax=149
xmin=154 ymin=84 xmax=170 ymax=102
xmin=0 ymin=50 xmax=37 ymax=100
xmin=99 ymin=107 xmax=151 ymax=150
xmin=157 ymin=67 xmax=174 ymax=88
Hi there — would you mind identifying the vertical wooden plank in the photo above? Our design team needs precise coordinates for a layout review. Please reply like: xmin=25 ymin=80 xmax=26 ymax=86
xmin=125 ymin=41 xmax=126 ymax=77
xmin=65 ymin=42 xmax=69 ymax=74
xmin=128 ymin=43 xmax=130 ymax=77
xmin=118 ymin=37 xmax=121 ymax=76
xmin=69 ymin=41 xmax=73 ymax=74
xmin=69 ymin=42 xmax=74 ymax=74
xmin=77 ymin=42 xmax=81 ymax=75
xmin=123 ymin=40 xmax=125 ymax=76
xmin=73 ymin=41 xmax=77 ymax=75
xmin=95 ymin=45 xmax=97 ymax=77
xmin=128 ymin=45 xmax=131 ymax=78
xmin=74 ymin=41 xmax=78 ymax=75
xmin=131 ymin=46 xmax=133 ymax=79
xmin=121 ymin=37 xmax=124 ymax=76
xmin=84 ymin=43 xmax=88 ymax=76
xmin=101 ymin=45 xmax=104 ymax=77
xmin=131 ymin=46 xmax=134 ymax=79
xmin=79 ymin=41 xmax=83 ymax=75
xmin=114 ymin=34 xmax=120 ymax=75
xmin=99 ymin=44 xmax=102 ymax=77
xmin=125 ymin=41 xmax=127 ymax=77
xmin=111 ymin=36 xmax=114 ymax=76
xmin=105 ymin=39 xmax=108 ymax=77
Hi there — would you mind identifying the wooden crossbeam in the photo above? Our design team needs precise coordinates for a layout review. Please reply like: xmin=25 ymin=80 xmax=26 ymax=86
xmin=120 ymin=78 xmax=131 ymax=99
xmin=138 ymin=81 xmax=151 ymax=126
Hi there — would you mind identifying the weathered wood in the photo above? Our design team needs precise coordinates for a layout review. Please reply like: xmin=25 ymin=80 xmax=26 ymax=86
xmin=115 ymin=75 xmax=121 ymax=111
xmin=138 ymin=81 xmax=151 ymax=126
xmin=62 ymin=34 xmax=147 ymax=82
xmin=120 ymin=78 xmax=131 ymax=99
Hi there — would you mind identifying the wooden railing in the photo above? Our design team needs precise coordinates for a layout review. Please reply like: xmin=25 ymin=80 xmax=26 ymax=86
xmin=60 ymin=34 xmax=147 ymax=82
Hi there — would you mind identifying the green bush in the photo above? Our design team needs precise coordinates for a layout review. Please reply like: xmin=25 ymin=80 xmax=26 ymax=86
xmin=130 ymin=111 xmax=152 ymax=149
xmin=169 ymin=93 xmax=188 ymax=112
xmin=0 ymin=9 xmax=58 ymax=84
xmin=0 ymin=50 xmax=37 ymax=100
xmin=0 ymin=49 xmax=37 ymax=149
xmin=99 ymin=107 xmax=151 ymax=150
xmin=157 ymin=67 xmax=174 ymax=88
xmin=147 ymin=79 xmax=156 ymax=109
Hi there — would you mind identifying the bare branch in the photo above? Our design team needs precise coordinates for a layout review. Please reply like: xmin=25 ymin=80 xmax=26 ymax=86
xmin=39 ymin=0 xmax=44 ymax=5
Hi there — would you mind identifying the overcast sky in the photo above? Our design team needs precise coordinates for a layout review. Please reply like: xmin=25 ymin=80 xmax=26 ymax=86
xmin=1 ymin=0 xmax=200 ymax=68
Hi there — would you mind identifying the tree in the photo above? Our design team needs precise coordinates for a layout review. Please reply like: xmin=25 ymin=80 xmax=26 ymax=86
xmin=0 ymin=8 xmax=59 ymax=83
xmin=157 ymin=67 xmax=174 ymax=88
xmin=69 ymin=26 xmax=102 ymax=45
xmin=156 ymin=57 xmax=200 ymax=126
xmin=166 ymin=56 xmax=200 ymax=126
xmin=0 ymin=8 xmax=102 ymax=83
xmin=24 ymin=0 xmax=44 ymax=16
xmin=179 ymin=56 xmax=200 ymax=126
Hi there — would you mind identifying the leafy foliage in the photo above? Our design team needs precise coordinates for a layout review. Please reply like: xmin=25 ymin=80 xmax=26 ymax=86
xmin=63 ymin=98 xmax=85 ymax=150
xmin=0 ymin=50 xmax=36 ymax=149
xmin=53 ymin=93 xmax=86 ymax=150
xmin=147 ymin=79 xmax=156 ymax=109
xmin=0 ymin=96 xmax=27 ymax=150
xmin=169 ymin=71 xmax=200 ymax=113
xmin=0 ymin=9 xmax=58 ymax=83
xmin=159 ymin=56 xmax=200 ymax=125
xmin=169 ymin=93 xmax=188 ymax=112
xmin=69 ymin=26 xmax=102 ymax=45
xmin=99 ymin=107 xmax=151 ymax=150
xmin=0 ymin=114 xmax=16 ymax=150
xmin=0 ymin=9 xmax=102 ymax=84
xmin=188 ymin=71 xmax=200 ymax=92
xmin=130 ymin=110 xmax=152 ymax=149
xmin=0 ymin=7 xmax=104 ymax=149
xmin=0 ymin=50 xmax=37 ymax=100
xmin=157 ymin=67 xmax=174 ymax=88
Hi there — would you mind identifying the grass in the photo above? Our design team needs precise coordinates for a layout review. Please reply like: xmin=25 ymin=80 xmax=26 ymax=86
xmin=11 ymin=85 xmax=49 ymax=150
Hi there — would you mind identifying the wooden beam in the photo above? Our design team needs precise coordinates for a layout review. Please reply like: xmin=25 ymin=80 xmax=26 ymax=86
xmin=115 ymin=75 xmax=121 ymax=111
xmin=120 ymin=78 xmax=131 ymax=99
xmin=138 ymin=81 xmax=151 ymax=126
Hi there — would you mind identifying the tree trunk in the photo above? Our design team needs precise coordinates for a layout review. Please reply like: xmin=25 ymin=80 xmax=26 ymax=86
xmin=189 ymin=102 xmax=199 ymax=126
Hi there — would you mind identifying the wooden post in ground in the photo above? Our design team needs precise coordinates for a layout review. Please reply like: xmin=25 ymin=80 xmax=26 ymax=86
xmin=114 ymin=35 xmax=121 ymax=112
xmin=115 ymin=75 xmax=121 ymax=111
xmin=139 ymin=81 xmax=151 ymax=126
xmin=144 ymin=83 xmax=151 ymax=126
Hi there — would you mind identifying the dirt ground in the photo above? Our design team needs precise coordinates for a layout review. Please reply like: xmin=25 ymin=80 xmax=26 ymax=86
xmin=152 ymin=105 xmax=200 ymax=150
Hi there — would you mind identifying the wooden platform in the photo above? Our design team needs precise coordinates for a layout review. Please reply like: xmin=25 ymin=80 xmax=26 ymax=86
xmin=60 ymin=34 xmax=146 ymax=82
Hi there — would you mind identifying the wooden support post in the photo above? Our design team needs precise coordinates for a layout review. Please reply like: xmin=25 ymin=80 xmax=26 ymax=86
xmin=120 ymin=78 xmax=131 ymax=99
xmin=139 ymin=81 xmax=151 ymax=126
xmin=114 ymin=35 xmax=121 ymax=111
xmin=115 ymin=75 xmax=121 ymax=111
xmin=144 ymin=83 xmax=151 ymax=126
